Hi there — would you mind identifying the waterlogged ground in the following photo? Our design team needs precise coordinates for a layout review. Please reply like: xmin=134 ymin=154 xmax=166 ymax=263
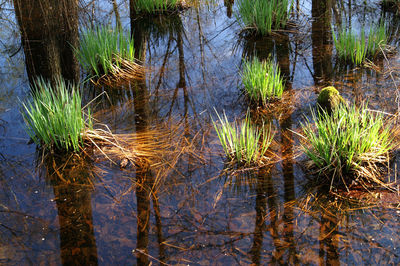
xmin=1 ymin=0 xmax=400 ymax=264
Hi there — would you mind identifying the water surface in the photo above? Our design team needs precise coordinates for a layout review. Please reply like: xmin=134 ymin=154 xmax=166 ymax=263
xmin=1 ymin=0 xmax=400 ymax=264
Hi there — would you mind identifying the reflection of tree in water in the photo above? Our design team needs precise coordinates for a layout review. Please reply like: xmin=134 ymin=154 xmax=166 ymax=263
xmin=130 ymin=8 xmax=166 ymax=265
xmin=239 ymin=31 xmax=299 ymax=263
xmin=241 ymin=34 xmax=290 ymax=70
xmin=131 ymin=44 xmax=165 ymax=266
xmin=381 ymin=8 xmax=400 ymax=47
xmin=298 ymin=194 xmax=344 ymax=265
xmin=305 ymin=191 xmax=400 ymax=264
xmin=311 ymin=0 xmax=333 ymax=87
xmin=129 ymin=7 xmax=214 ymax=264
xmin=41 ymin=153 xmax=99 ymax=265
xmin=249 ymin=167 xmax=273 ymax=265
xmin=277 ymin=37 xmax=297 ymax=263
xmin=319 ymin=209 xmax=340 ymax=265
xmin=130 ymin=9 xmax=208 ymax=185
xmin=89 ymin=10 xmax=190 ymax=132
xmin=134 ymin=158 xmax=166 ymax=265
xmin=131 ymin=7 xmax=201 ymax=125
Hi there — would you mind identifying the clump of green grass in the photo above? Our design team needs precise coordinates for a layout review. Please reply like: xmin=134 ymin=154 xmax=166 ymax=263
xmin=212 ymin=110 xmax=274 ymax=166
xmin=235 ymin=0 xmax=291 ymax=35
xmin=75 ymin=26 xmax=143 ymax=86
xmin=300 ymin=103 xmax=394 ymax=189
xmin=21 ymin=77 xmax=92 ymax=152
xmin=132 ymin=0 xmax=182 ymax=13
xmin=241 ymin=58 xmax=284 ymax=106
xmin=333 ymin=24 xmax=387 ymax=65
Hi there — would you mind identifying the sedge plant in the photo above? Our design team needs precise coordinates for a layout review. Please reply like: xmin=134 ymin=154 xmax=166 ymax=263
xmin=75 ymin=26 xmax=143 ymax=85
xmin=132 ymin=0 xmax=182 ymax=13
xmin=212 ymin=110 xmax=274 ymax=166
xmin=235 ymin=0 xmax=291 ymax=35
xmin=333 ymin=24 xmax=387 ymax=65
xmin=21 ymin=77 xmax=92 ymax=152
xmin=300 ymin=103 xmax=394 ymax=189
xmin=241 ymin=58 xmax=284 ymax=106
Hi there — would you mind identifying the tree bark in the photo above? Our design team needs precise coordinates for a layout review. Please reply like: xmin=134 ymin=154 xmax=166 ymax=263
xmin=13 ymin=0 xmax=79 ymax=85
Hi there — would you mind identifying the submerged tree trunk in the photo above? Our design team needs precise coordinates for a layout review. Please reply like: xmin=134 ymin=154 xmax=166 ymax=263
xmin=13 ymin=0 xmax=79 ymax=84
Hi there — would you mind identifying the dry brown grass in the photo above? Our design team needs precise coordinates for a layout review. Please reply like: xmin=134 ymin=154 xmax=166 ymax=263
xmin=91 ymin=58 xmax=146 ymax=87
xmin=83 ymin=120 xmax=204 ymax=190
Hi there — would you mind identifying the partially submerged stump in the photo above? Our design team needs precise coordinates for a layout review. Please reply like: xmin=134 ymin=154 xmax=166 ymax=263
xmin=317 ymin=86 xmax=345 ymax=113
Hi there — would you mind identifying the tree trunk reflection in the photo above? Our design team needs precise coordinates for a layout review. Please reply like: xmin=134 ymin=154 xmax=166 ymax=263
xmin=243 ymin=32 xmax=298 ymax=264
xmin=43 ymin=155 xmax=98 ymax=265
xmin=311 ymin=0 xmax=333 ymax=87
xmin=319 ymin=212 xmax=340 ymax=265
xmin=130 ymin=10 xmax=166 ymax=265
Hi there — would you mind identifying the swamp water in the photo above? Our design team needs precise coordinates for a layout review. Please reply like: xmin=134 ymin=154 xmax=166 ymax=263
xmin=1 ymin=0 xmax=400 ymax=264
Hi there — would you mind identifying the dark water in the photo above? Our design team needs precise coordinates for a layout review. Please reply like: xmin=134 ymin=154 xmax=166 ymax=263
xmin=1 ymin=0 xmax=400 ymax=264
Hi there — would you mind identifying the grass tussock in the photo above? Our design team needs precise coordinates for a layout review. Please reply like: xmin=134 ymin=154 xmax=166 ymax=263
xmin=22 ymin=78 xmax=201 ymax=181
xmin=213 ymin=110 xmax=274 ymax=166
xmin=21 ymin=77 xmax=92 ymax=152
xmin=75 ymin=26 xmax=144 ymax=86
xmin=300 ymin=103 xmax=395 ymax=190
xmin=132 ymin=0 xmax=185 ymax=13
xmin=236 ymin=0 xmax=291 ymax=35
xmin=333 ymin=24 xmax=388 ymax=65
xmin=241 ymin=58 xmax=284 ymax=106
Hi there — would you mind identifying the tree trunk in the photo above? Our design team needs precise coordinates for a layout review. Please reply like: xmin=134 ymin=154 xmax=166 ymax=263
xmin=13 ymin=0 xmax=79 ymax=85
